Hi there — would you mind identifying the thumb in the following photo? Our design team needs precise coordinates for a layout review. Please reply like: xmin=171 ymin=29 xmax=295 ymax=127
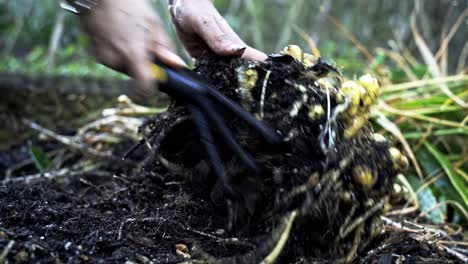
xmin=150 ymin=45 xmax=187 ymax=69
xmin=129 ymin=60 xmax=158 ymax=99
xmin=129 ymin=47 xmax=186 ymax=99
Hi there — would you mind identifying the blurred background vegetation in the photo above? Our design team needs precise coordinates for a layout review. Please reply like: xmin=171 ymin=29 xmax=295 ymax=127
xmin=1 ymin=0 xmax=466 ymax=75
xmin=0 ymin=0 xmax=467 ymax=225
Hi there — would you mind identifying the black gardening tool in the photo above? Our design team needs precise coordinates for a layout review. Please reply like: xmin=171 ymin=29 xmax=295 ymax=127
xmin=149 ymin=60 xmax=282 ymax=195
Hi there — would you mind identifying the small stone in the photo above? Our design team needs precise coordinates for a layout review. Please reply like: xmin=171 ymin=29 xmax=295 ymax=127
xmin=136 ymin=254 xmax=151 ymax=264
xmin=215 ymin=229 xmax=225 ymax=235
xmin=15 ymin=250 xmax=29 ymax=262
xmin=64 ymin=241 xmax=72 ymax=250
xmin=175 ymin=244 xmax=188 ymax=253
xmin=0 ymin=231 xmax=8 ymax=239
xmin=175 ymin=244 xmax=190 ymax=259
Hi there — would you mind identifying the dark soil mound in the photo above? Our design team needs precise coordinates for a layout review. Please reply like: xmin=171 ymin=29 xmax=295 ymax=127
xmin=0 ymin=51 xmax=463 ymax=263
xmin=134 ymin=51 xmax=402 ymax=262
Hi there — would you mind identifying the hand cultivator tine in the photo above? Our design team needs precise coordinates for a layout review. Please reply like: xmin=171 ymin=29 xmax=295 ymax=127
xmin=208 ymin=88 xmax=282 ymax=145
xmin=150 ymin=60 xmax=282 ymax=194
xmin=189 ymin=106 xmax=234 ymax=195
xmin=196 ymin=98 xmax=258 ymax=172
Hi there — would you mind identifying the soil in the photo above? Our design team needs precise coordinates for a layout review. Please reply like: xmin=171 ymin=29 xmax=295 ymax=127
xmin=0 ymin=54 xmax=464 ymax=263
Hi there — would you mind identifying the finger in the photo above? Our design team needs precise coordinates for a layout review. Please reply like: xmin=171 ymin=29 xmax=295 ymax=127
xmin=214 ymin=14 xmax=246 ymax=46
xmin=169 ymin=1 xmax=237 ymax=58
xmin=150 ymin=15 xmax=178 ymax=54
xmin=194 ymin=16 xmax=246 ymax=57
xmin=150 ymin=44 xmax=187 ymax=68
xmin=86 ymin=37 xmax=131 ymax=74
xmin=147 ymin=14 xmax=187 ymax=68
xmin=213 ymin=17 xmax=268 ymax=61
xmin=168 ymin=2 xmax=205 ymax=57
xmin=127 ymin=53 xmax=158 ymax=98
xmin=173 ymin=28 xmax=209 ymax=59
xmin=241 ymin=46 xmax=268 ymax=61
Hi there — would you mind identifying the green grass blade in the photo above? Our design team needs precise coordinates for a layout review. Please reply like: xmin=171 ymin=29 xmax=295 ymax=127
xmin=403 ymin=128 xmax=468 ymax=139
xmin=28 ymin=142 xmax=52 ymax=173
xmin=408 ymin=175 xmax=446 ymax=224
xmin=424 ymin=142 xmax=468 ymax=207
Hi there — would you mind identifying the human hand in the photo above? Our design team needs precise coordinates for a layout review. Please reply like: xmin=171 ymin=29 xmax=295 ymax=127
xmin=78 ymin=0 xmax=186 ymax=97
xmin=169 ymin=0 xmax=267 ymax=61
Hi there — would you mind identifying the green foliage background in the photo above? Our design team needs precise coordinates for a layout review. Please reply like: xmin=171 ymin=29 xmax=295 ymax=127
xmin=0 ymin=0 xmax=466 ymax=75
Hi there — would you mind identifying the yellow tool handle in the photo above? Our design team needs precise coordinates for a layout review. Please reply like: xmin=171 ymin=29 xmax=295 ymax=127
xmin=148 ymin=62 xmax=168 ymax=83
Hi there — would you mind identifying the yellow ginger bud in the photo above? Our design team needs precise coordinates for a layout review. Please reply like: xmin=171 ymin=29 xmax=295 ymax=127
xmin=353 ymin=165 xmax=377 ymax=189
xmin=281 ymin=45 xmax=303 ymax=62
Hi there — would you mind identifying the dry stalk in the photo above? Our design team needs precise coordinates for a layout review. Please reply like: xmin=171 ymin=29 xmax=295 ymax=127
xmin=260 ymin=210 xmax=298 ymax=264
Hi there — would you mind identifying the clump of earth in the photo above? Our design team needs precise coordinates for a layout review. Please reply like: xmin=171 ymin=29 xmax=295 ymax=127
xmin=137 ymin=46 xmax=408 ymax=262
xmin=2 ymin=46 xmax=460 ymax=264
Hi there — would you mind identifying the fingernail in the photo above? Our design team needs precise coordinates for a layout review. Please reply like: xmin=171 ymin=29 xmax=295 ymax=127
xmin=170 ymin=55 xmax=188 ymax=68
xmin=232 ymin=45 xmax=247 ymax=57
xmin=161 ymin=49 xmax=188 ymax=68
xmin=241 ymin=47 xmax=268 ymax=61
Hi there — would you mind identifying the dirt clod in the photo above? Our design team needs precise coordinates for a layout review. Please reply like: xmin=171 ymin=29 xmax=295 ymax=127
xmin=0 ymin=51 xmax=463 ymax=263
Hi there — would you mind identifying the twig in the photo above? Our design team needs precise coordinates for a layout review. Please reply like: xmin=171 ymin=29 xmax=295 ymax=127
xmin=182 ymin=225 xmax=253 ymax=248
xmin=0 ymin=240 xmax=15 ymax=263
xmin=2 ymin=168 xmax=110 ymax=185
xmin=381 ymin=217 xmax=467 ymax=262
xmin=411 ymin=9 xmax=467 ymax=108
xmin=339 ymin=198 xmax=386 ymax=239
xmin=441 ymin=246 xmax=468 ymax=263
xmin=434 ymin=8 xmax=468 ymax=61
xmin=5 ymin=158 xmax=34 ymax=181
xmin=259 ymin=70 xmax=271 ymax=119
xmin=77 ymin=115 xmax=142 ymax=139
xmin=381 ymin=74 xmax=468 ymax=92
xmin=378 ymin=102 xmax=468 ymax=130
xmin=118 ymin=216 xmax=252 ymax=248
xmin=260 ymin=211 xmax=298 ymax=264
xmin=344 ymin=224 xmax=364 ymax=263
xmin=380 ymin=48 xmax=418 ymax=81
xmin=24 ymin=119 xmax=113 ymax=159
xmin=2 ymin=168 xmax=71 ymax=185
xmin=24 ymin=119 xmax=136 ymax=166
xmin=5 ymin=148 xmax=65 ymax=180
xmin=381 ymin=216 xmax=448 ymax=238
xmin=452 ymin=247 xmax=468 ymax=256
xmin=439 ymin=240 xmax=468 ymax=247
